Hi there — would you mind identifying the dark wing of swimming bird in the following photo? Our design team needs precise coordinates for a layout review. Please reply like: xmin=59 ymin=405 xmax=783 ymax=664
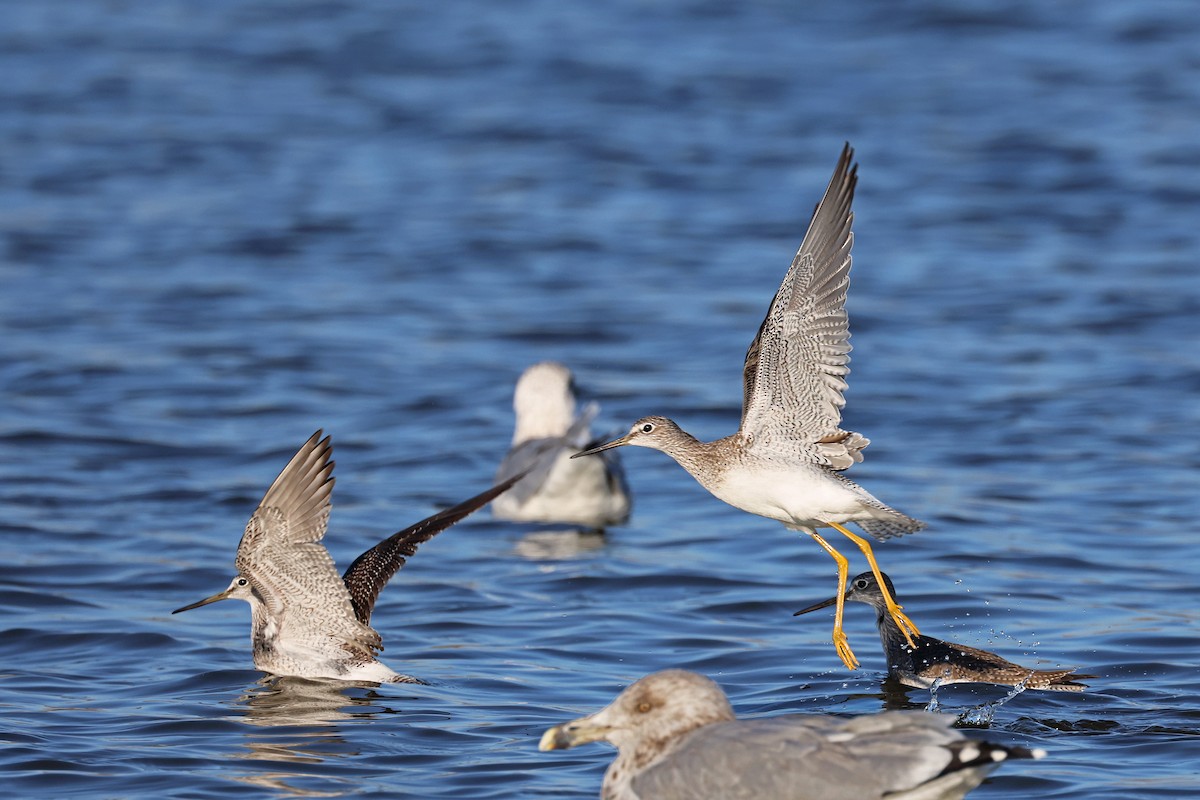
xmin=235 ymin=430 xmax=382 ymax=656
xmin=341 ymin=471 xmax=525 ymax=626
xmin=913 ymin=637 xmax=1023 ymax=674
xmin=739 ymin=143 xmax=867 ymax=470
xmin=912 ymin=637 xmax=1093 ymax=691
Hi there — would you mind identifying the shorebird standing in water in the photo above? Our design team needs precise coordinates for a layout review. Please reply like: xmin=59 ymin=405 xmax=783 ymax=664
xmin=795 ymin=572 xmax=1092 ymax=691
xmin=493 ymin=361 xmax=631 ymax=529
xmin=574 ymin=144 xmax=924 ymax=669
xmin=173 ymin=430 xmax=520 ymax=683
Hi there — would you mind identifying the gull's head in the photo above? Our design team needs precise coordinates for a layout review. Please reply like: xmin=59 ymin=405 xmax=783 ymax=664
xmin=793 ymin=571 xmax=894 ymax=617
xmin=172 ymin=574 xmax=256 ymax=614
xmin=571 ymin=416 xmax=681 ymax=458
xmin=539 ymin=669 xmax=734 ymax=753
xmin=512 ymin=361 xmax=577 ymax=441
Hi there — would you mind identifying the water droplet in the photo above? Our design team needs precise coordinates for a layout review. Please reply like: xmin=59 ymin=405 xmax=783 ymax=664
xmin=925 ymin=677 xmax=944 ymax=713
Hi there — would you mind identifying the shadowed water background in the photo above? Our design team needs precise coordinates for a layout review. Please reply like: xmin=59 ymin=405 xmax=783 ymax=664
xmin=2 ymin=1 xmax=1198 ymax=797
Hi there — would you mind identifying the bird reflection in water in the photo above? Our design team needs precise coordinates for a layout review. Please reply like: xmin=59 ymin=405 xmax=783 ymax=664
xmin=225 ymin=675 xmax=419 ymax=796
xmin=512 ymin=527 xmax=608 ymax=560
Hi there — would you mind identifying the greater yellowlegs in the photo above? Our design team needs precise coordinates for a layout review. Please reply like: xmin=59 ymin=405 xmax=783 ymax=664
xmin=493 ymin=361 xmax=631 ymax=528
xmin=574 ymin=144 xmax=923 ymax=669
xmin=173 ymin=430 xmax=520 ymax=683
xmin=795 ymin=572 xmax=1093 ymax=691
xmin=539 ymin=669 xmax=1045 ymax=800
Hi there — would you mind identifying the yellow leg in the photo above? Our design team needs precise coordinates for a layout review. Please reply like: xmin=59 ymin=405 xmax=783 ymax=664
xmin=827 ymin=522 xmax=921 ymax=647
xmin=807 ymin=531 xmax=859 ymax=670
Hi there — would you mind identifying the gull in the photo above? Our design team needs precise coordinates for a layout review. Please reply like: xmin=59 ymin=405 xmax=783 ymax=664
xmin=574 ymin=144 xmax=924 ymax=669
xmin=493 ymin=361 xmax=631 ymax=529
xmin=795 ymin=572 xmax=1094 ymax=691
xmin=539 ymin=669 xmax=1045 ymax=800
xmin=173 ymin=430 xmax=520 ymax=683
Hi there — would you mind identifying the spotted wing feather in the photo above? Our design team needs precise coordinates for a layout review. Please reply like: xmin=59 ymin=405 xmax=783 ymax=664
xmin=341 ymin=471 xmax=525 ymax=626
xmin=740 ymin=144 xmax=865 ymax=469
xmin=913 ymin=638 xmax=1092 ymax=691
xmin=235 ymin=431 xmax=382 ymax=657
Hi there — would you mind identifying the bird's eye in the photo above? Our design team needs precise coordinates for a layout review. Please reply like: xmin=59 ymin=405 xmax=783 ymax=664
xmin=641 ymin=423 xmax=654 ymax=433
xmin=237 ymin=578 xmax=248 ymax=586
xmin=636 ymin=701 xmax=652 ymax=713
xmin=855 ymin=579 xmax=868 ymax=589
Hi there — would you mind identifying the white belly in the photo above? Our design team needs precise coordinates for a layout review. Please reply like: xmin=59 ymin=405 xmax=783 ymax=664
xmin=255 ymin=643 xmax=404 ymax=683
xmin=706 ymin=462 xmax=873 ymax=531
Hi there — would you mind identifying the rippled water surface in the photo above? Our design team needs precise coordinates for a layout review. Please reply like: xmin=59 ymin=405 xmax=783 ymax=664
xmin=2 ymin=1 xmax=1199 ymax=797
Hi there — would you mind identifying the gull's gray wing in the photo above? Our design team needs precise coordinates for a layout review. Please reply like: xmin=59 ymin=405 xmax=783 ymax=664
xmin=235 ymin=431 xmax=382 ymax=657
xmin=341 ymin=471 xmax=524 ymax=626
xmin=563 ymin=402 xmax=599 ymax=448
xmin=494 ymin=403 xmax=598 ymax=506
xmin=495 ymin=439 xmax=562 ymax=506
xmin=740 ymin=144 xmax=866 ymax=469
xmin=632 ymin=712 xmax=1011 ymax=800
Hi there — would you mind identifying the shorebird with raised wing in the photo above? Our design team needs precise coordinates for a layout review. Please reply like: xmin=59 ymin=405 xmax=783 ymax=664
xmin=574 ymin=144 xmax=924 ymax=669
xmin=173 ymin=430 xmax=520 ymax=683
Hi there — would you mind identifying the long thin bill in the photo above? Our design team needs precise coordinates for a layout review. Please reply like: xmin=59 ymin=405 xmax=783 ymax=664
xmin=570 ymin=437 xmax=628 ymax=459
xmin=793 ymin=594 xmax=839 ymax=617
xmin=172 ymin=589 xmax=231 ymax=614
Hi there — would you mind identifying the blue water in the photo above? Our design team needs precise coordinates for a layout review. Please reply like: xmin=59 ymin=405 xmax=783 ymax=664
xmin=2 ymin=1 xmax=1198 ymax=797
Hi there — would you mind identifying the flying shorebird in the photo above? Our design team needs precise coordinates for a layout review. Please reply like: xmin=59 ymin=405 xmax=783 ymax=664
xmin=794 ymin=572 xmax=1093 ymax=691
xmin=573 ymin=144 xmax=924 ymax=670
xmin=539 ymin=669 xmax=1046 ymax=800
xmin=173 ymin=430 xmax=521 ymax=683
xmin=493 ymin=361 xmax=631 ymax=529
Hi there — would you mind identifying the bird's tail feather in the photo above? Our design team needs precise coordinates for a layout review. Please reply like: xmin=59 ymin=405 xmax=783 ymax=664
xmin=857 ymin=513 xmax=926 ymax=541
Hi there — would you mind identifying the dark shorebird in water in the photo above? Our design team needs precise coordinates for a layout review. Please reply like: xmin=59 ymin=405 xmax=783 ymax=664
xmin=173 ymin=430 xmax=520 ymax=683
xmin=540 ymin=669 xmax=1045 ymax=800
xmin=795 ymin=572 xmax=1092 ymax=691
xmin=573 ymin=145 xmax=924 ymax=671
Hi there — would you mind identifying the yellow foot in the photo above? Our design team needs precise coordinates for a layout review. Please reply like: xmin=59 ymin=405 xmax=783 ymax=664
xmin=887 ymin=603 xmax=921 ymax=647
xmin=833 ymin=630 xmax=859 ymax=670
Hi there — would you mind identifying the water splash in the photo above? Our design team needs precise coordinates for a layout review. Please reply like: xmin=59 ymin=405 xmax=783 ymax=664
xmin=923 ymin=676 xmax=945 ymax=713
xmin=956 ymin=677 xmax=1032 ymax=727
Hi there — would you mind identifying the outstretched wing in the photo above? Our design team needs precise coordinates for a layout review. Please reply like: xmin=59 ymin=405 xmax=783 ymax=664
xmin=235 ymin=431 xmax=382 ymax=656
xmin=740 ymin=144 xmax=865 ymax=469
xmin=341 ymin=471 xmax=525 ymax=626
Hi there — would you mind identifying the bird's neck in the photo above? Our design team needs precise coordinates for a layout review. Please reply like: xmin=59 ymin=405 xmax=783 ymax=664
xmin=658 ymin=429 xmax=718 ymax=475
xmin=875 ymin=605 xmax=920 ymax=666
xmin=604 ymin=720 xmax=717 ymax=800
